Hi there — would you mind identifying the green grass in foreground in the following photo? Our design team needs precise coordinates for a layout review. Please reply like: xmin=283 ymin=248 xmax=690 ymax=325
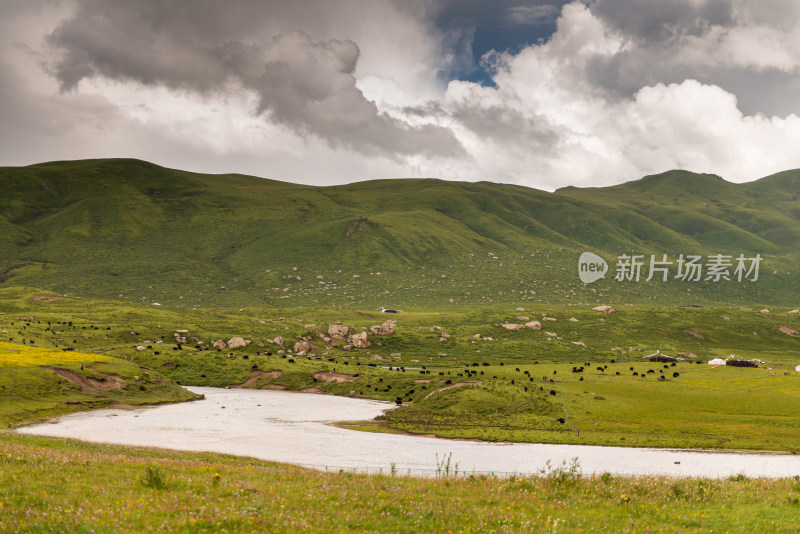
xmin=1 ymin=432 xmax=799 ymax=533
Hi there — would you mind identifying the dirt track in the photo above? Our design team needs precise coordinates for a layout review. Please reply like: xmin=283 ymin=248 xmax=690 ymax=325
xmin=44 ymin=366 xmax=123 ymax=392
xmin=424 ymin=381 xmax=483 ymax=399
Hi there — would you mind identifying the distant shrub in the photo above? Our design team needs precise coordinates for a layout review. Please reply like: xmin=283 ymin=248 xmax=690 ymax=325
xmin=140 ymin=464 xmax=166 ymax=489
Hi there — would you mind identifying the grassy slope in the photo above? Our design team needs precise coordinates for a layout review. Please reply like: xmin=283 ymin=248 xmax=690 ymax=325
xmin=2 ymin=432 xmax=800 ymax=533
xmin=0 ymin=334 xmax=198 ymax=429
xmin=1 ymin=159 xmax=799 ymax=307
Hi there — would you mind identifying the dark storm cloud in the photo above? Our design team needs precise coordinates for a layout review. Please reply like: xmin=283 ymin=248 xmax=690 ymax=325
xmin=46 ymin=0 xmax=465 ymax=159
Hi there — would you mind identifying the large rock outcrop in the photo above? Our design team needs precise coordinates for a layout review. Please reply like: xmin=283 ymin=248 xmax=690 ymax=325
xmin=293 ymin=341 xmax=318 ymax=355
xmin=328 ymin=323 xmax=352 ymax=339
xmin=227 ymin=337 xmax=251 ymax=349
xmin=348 ymin=331 xmax=371 ymax=349
xmin=370 ymin=319 xmax=396 ymax=335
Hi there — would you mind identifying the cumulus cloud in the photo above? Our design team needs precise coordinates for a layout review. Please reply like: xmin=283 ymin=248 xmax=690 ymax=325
xmin=3 ymin=0 xmax=800 ymax=189
xmin=45 ymin=0 xmax=465 ymax=159
xmin=403 ymin=0 xmax=800 ymax=188
xmin=585 ymin=0 xmax=800 ymax=115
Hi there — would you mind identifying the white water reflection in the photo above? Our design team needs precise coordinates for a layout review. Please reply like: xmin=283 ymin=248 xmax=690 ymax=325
xmin=18 ymin=387 xmax=800 ymax=478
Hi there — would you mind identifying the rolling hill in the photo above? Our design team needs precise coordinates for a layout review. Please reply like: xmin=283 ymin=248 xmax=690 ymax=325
xmin=1 ymin=159 xmax=799 ymax=307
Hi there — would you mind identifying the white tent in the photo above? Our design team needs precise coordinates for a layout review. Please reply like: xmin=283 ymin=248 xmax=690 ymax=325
xmin=796 ymin=365 xmax=800 ymax=372
xmin=708 ymin=358 xmax=726 ymax=366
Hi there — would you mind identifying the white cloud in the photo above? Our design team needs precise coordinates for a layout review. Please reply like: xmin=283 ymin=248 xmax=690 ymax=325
xmin=410 ymin=1 xmax=800 ymax=188
xmin=3 ymin=0 xmax=800 ymax=190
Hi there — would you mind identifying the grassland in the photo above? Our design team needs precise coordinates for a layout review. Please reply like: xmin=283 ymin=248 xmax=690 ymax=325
xmin=0 ymin=334 xmax=198 ymax=429
xmin=2 ymin=286 xmax=799 ymax=451
xmin=2 ymin=432 xmax=799 ymax=533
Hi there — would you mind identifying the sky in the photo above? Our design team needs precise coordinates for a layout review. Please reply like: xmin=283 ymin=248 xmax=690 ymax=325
xmin=2 ymin=0 xmax=800 ymax=190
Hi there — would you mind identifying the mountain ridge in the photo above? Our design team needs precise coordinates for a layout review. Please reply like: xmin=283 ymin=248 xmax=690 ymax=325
xmin=1 ymin=159 xmax=798 ymax=307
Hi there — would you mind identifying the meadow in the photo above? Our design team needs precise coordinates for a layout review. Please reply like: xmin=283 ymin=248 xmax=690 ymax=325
xmin=0 ymin=333 xmax=197 ymax=429
xmin=1 ymin=431 xmax=799 ymax=533
xmin=2 ymin=286 xmax=799 ymax=451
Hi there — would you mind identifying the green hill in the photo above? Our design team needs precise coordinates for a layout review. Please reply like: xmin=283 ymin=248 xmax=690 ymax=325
xmin=1 ymin=159 xmax=799 ymax=307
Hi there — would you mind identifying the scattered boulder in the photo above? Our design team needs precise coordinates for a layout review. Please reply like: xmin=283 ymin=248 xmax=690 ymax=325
xmin=501 ymin=323 xmax=525 ymax=330
xmin=212 ymin=339 xmax=227 ymax=350
xmin=592 ymin=305 xmax=616 ymax=314
xmin=571 ymin=341 xmax=586 ymax=348
xmin=227 ymin=337 xmax=250 ymax=349
xmin=525 ymin=321 xmax=542 ymax=330
xmin=788 ymin=309 xmax=799 ymax=315
xmin=267 ymin=336 xmax=284 ymax=346
xmin=293 ymin=341 xmax=312 ymax=355
xmin=569 ymin=317 xmax=578 ymax=322
xmin=136 ymin=345 xmax=146 ymax=351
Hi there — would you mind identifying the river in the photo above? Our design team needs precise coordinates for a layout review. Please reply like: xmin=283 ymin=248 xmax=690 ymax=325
xmin=18 ymin=386 xmax=800 ymax=478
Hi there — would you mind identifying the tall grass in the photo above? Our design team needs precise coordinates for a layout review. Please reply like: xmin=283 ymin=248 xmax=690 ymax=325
xmin=1 ymin=432 xmax=799 ymax=533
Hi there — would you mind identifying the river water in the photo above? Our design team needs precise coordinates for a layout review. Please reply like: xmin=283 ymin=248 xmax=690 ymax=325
xmin=18 ymin=386 xmax=800 ymax=478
